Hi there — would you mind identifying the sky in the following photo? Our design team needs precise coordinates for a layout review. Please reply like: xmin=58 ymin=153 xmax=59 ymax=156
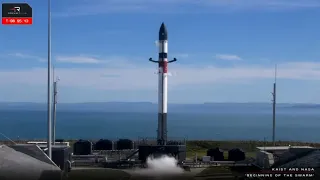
xmin=0 ymin=0 xmax=320 ymax=103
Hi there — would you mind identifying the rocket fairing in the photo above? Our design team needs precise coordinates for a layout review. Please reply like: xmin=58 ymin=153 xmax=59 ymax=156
xmin=149 ymin=23 xmax=177 ymax=146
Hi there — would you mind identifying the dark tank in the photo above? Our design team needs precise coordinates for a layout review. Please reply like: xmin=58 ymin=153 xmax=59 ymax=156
xmin=116 ymin=139 xmax=134 ymax=150
xmin=73 ymin=139 xmax=92 ymax=155
xmin=228 ymin=148 xmax=245 ymax=161
xmin=207 ymin=147 xmax=224 ymax=161
xmin=94 ymin=139 xmax=113 ymax=150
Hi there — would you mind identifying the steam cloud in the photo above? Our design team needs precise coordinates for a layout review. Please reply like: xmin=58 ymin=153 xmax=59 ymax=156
xmin=133 ymin=155 xmax=184 ymax=176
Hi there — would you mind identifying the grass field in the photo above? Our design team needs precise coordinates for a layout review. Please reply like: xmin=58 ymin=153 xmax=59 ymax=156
xmin=66 ymin=167 xmax=238 ymax=180
xmin=185 ymin=140 xmax=320 ymax=159
xmin=66 ymin=167 xmax=234 ymax=180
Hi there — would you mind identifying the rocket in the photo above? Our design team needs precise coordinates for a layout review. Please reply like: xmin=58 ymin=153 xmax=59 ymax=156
xmin=149 ymin=23 xmax=177 ymax=146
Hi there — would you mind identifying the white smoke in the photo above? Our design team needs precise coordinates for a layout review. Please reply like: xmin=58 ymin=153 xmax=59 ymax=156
xmin=155 ymin=40 xmax=160 ymax=47
xmin=133 ymin=155 xmax=184 ymax=176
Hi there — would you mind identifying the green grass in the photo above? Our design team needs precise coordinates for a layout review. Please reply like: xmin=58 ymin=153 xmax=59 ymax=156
xmin=195 ymin=167 xmax=239 ymax=180
xmin=186 ymin=140 xmax=320 ymax=152
xmin=185 ymin=140 xmax=320 ymax=159
xmin=196 ymin=167 xmax=232 ymax=175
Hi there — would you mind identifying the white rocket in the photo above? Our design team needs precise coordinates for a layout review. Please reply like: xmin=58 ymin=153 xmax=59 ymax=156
xmin=149 ymin=23 xmax=177 ymax=145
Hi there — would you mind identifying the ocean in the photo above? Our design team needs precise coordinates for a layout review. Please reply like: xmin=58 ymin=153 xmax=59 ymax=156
xmin=0 ymin=104 xmax=319 ymax=142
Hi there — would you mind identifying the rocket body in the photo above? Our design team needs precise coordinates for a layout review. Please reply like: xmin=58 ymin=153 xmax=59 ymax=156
xmin=149 ymin=23 xmax=176 ymax=145
xmin=157 ymin=23 xmax=168 ymax=145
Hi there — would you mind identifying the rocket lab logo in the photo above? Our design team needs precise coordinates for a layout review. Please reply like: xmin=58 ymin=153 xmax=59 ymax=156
xmin=8 ymin=7 xmax=21 ymax=14
xmin=10 ymin=7 xmax=20 ymax=12
xmin=2 ymin=3 xmax=32 ymax=17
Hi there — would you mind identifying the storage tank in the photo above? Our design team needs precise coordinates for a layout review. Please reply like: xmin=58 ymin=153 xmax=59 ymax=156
xmin=51 ymin=147 xmax=71 ymax=171
xmin=116 ymin=139 xmax=133 ymax=150
xmin=228 ymin=148 xmax=245 ymax=161
xmin=73 ymin=139 xmax=92 ymax=155
xmin=95 ymin=139 xmax=113 ymax=150
xmin=207 ymin=147 xmax=224 ymax=161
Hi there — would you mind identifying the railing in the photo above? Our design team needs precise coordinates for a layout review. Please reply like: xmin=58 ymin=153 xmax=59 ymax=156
xmin=27 ymin=141 xmax=70 ymax=147
xmin=136 ymin=137 xmax=187 ymax=146
xmin=71 ymin=154 xmax=106 ymax=167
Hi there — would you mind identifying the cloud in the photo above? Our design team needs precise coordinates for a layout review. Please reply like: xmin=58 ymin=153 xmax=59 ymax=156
xmin=4 ymin=53 xmax=128 ymax=64
xmin=53 ymin=0 xmax=320 ymax=17
xmin=55 ymin=56 xmax=104 ymax=64
xmin=215 ymin=54 xmax=242 ymax=61
xmin=1 ymin=54 xmax=320 ymax=91
xmin=7 ymin=53 xmax=46 ymax=62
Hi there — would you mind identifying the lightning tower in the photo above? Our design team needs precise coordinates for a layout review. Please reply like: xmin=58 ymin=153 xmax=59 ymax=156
xmin=47 ymin=0 xmax=52 ymax=159
xmin=52 ymin=67 xmax=59 ymax=145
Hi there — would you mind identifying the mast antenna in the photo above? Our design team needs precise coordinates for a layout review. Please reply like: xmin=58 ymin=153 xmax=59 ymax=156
xmin=272 ymin=64 xmax=277 ymax=146
xmin=47 ymin=0 xmax=52 ymax=159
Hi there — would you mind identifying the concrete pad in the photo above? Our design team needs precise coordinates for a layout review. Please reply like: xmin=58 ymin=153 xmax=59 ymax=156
xmin=0 ymin=145 xmax=61 ymax=180
xmin=67 ymin=168 xmax=131 ymax=180
xmin=10 ymin=144 xmax=56 ymax=166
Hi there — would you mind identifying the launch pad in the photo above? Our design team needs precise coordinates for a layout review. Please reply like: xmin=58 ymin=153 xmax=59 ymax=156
xmin=112 ymin=22 xmax=187 ymax=166
xmin=103 ymin=23 xmax=187 ymax=168
xmin=139 ymin=22 xmax=187 ymax=165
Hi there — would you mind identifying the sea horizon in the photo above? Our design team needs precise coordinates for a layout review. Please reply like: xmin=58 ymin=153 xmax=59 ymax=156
xmin=0 ymin=102 xmax=319 ymax=142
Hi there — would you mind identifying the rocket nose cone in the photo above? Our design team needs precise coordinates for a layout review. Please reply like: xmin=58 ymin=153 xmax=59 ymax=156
xmin=159 ymin=22 xmax=168 ymax=40
xmin=160 ymin=22 xmax=166 ymax=30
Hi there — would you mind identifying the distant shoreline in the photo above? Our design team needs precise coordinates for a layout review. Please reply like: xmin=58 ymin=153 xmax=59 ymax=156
xmin=0 ymin=102 xmax=319 ymax=113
